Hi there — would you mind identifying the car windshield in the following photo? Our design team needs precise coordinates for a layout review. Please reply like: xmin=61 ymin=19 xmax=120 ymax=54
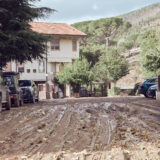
xmin=3 ymin=76 xmax=14 ymax=87
xmin=145 ymin=78 xmax=157 ymax=83
xmin=19 ymin=80 xmax=31 ymax=87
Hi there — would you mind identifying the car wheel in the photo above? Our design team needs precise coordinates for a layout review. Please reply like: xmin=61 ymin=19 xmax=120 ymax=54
xmin=6 ymin=96 xmax=11 ymax=110
xmin=145 ymin=89 xmax=153 ymax=98
xmin=144 ymin=92 xmax=149 ymax=98
xmin=153 ymin=91 xmax=156 ymax=99
xmin=0 ymin=102 xmax=2 ymax=113
xmin=20 ymin=98 xmax=24 ymax=106
xmin=36 ymin=96 xmax=39 ymax=102
xmin=31 ymin=95 xmax=35 ymax=103
xmin=15 ymin=97 xmax=20 ymax=107
xmin=0 ymin=92 xmax=2 ymax=112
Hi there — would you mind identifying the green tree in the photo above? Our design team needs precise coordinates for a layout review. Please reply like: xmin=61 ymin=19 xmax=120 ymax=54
xmin=140 ymin=29 xmax=160 ymax=77
xmin=72 ymin=17 xmax=132 ymax=71
xmin=80 ymin=44 xmax=106 ymax=67
xmin=93 ymin=48 xmax=129 ymax=83
xmin=56 ymin=58 xmax=93 ymax=88
xmin=141 ymin=48 xmax=160 ymax=77
xmin=0 ymin=0 xmax=54 ymax=69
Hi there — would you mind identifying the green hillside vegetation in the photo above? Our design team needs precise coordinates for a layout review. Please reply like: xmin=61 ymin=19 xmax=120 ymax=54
xmin=56 ymin=18 xmax=130 ymax=92
xmin=72 ymin=2 xmax=160 ymax=80
xmin=57 ymin=3 xmax=160 ymax=93
xmin=120 ymin=3 xmax=160 ymax=25
xmin=72 ymin=17 xmax=131 ymax=67
xmin=140 ymin=29 xmax=160 ymax=77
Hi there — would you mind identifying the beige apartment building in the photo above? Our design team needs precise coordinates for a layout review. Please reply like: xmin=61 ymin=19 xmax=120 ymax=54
xmin=5 ymin=22 xmax=86 ymax=99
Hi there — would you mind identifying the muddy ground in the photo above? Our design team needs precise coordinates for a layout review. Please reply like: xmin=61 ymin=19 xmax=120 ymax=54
xmin=0 ymin=97 xmax=160 ymax=160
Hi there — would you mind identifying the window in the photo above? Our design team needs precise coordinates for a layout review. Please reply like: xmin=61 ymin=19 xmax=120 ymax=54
xmin=33 ymin=69 xmax=37 ymax=73
xmin=72 ymin=40 xmax=77 ymax=51
xmin=18 ymin=67 xmax=24 ymax=73
xmin=18 ymin=63 xmax=24 ymax=73
xmin=51 ymin=39 xmax=60 ymax=50
xmin=150 ymin=78 xmax=158 ymax=83
xmin=39 ymin=61 xmax=45 ymax=73
xmin=19 ymin=80 xmax=31 ymax=87
xmin=27 ymin=69 xmax=30 ymax=73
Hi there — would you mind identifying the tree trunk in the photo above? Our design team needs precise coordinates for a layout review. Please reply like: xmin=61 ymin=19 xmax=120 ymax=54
xmin=158 ymin=75 xmax=160 ymax=91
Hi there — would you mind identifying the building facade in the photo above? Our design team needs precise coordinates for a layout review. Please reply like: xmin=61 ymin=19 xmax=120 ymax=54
xmin=6 ymin=22 xmax=86 ymax=99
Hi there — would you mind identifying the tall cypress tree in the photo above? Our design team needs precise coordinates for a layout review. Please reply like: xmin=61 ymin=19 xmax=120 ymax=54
xmin=0 ymin=0 xmax=54 ymax=69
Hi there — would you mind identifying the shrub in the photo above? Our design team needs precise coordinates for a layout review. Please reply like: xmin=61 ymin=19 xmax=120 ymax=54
xmin=128 ymin=82 xmax=140 ymax=95
xmin=108 ymin=87 xmax=121 ymax=96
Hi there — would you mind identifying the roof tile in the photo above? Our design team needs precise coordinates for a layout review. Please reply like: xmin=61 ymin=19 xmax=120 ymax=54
xmin=30 ymin=22 xmax=86 ymax=36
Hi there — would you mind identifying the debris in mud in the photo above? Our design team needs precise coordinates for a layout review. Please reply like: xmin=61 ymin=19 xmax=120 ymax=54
xmin=37 ymin=123 xmax=46 ymax=130
xmin=0 ymin=99 xmax=160 ymax=160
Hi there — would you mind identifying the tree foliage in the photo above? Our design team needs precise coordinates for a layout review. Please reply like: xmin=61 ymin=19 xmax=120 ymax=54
xmin=72 ymin=17 xmax=129 ymax=39
xmin=72 ymin=17 xmax=132 ymax=68
xmin=0 ymin=0 xmax=54 ymax=69
xmin=93 ymin=48 xmax=129 ymax=83
xmin=56 ymin=58 xmax=93 ymax=86
xmin=140 ymin=30 xmax=160 ymax=77
xmin=71 ymin=18 xmax=130 ymax=85
xmin=80 ymin=44 xmax=106 ymax=67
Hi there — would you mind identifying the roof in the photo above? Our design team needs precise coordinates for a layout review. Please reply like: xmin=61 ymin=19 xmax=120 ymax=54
xmin=30 ymin=22 xmax=86 ymax=36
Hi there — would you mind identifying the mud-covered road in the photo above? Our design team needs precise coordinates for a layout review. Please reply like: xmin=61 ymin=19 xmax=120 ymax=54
xmin=0 ymin=97 xmax=160 ymax=160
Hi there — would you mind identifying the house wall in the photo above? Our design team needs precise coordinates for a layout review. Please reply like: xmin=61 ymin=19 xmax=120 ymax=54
xmin=5 ymin=62 xmax=12 ymax=72
xmin=5 ymin=37 xmax=81 ymax=99
xmin=20 ymin=60 xmax=47 ymax=81
xmin=8 ymin=37 xmax=80 ymax=80
xmin=47 ymin=38 xmax=80 ymax=62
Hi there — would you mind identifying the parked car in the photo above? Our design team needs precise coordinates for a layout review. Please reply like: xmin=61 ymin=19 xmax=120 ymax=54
xmin=146 ymin=84 xmax=157 ymax=99
xmin=2 ymin=72 xmax=23 ymax=107
xmin=138 ymin=78 xmax=157 ymax=97
xmin=0 ymin=91 xmax=1 ymax=112
xmin=0 ymin=79 xmax=11 ymax=111
xmin=79 ymin=87 xmax=88 ymax=97
xmin=19 ymin=80 xmax=39 ymax=103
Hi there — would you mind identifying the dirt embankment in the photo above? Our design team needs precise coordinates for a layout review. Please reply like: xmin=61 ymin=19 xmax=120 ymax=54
xmin=0 ymin=97 xmax=160 ymax=160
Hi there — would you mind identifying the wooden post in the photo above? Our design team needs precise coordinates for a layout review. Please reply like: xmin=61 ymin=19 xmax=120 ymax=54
xmin=156 ymin=75 xmax=160 ymax=101
xmin=0 ymin=91 xmax=2 ymax=113
xmin=158 ymin=75 xmax=160 ymax=91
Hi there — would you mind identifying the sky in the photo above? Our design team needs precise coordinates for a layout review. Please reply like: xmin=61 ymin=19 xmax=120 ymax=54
xmin=35 ymin=0 xmax=160 ymax=24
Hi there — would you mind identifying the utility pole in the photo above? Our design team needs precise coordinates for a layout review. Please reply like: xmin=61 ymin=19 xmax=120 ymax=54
xmin=158 ymin=75 xmax=160 ymax=92
xmin=46 ymin=41 xmax=48 ymax=82
xmin=45 ymin=41 xmax=50 ymax=99
xmin=156 ymin=75 xmax=160 ymax=101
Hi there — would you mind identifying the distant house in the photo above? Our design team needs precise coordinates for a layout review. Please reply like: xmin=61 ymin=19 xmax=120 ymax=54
xmin=5 ymin=22 xmax=86 ymax=99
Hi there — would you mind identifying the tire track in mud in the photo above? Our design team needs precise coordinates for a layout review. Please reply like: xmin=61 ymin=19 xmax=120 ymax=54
xmin=24 ymin=105 xmax=68 ymax=156
xmin=1 ymin=99 xmax=160 ymax=159
xmin=30 ymin=104 xmax=74 ymax=156
xmin=31 ymin=102 xmax=116 ymax=157
xmin=0 ymin=105 xmax=68 ymax=156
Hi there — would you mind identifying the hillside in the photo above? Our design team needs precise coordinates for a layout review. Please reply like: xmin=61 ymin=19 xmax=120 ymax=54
xmin=72 ymin=3 xmax=160 ymax=89
xmin=120 ymin=3 xmax=160 ymax=25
